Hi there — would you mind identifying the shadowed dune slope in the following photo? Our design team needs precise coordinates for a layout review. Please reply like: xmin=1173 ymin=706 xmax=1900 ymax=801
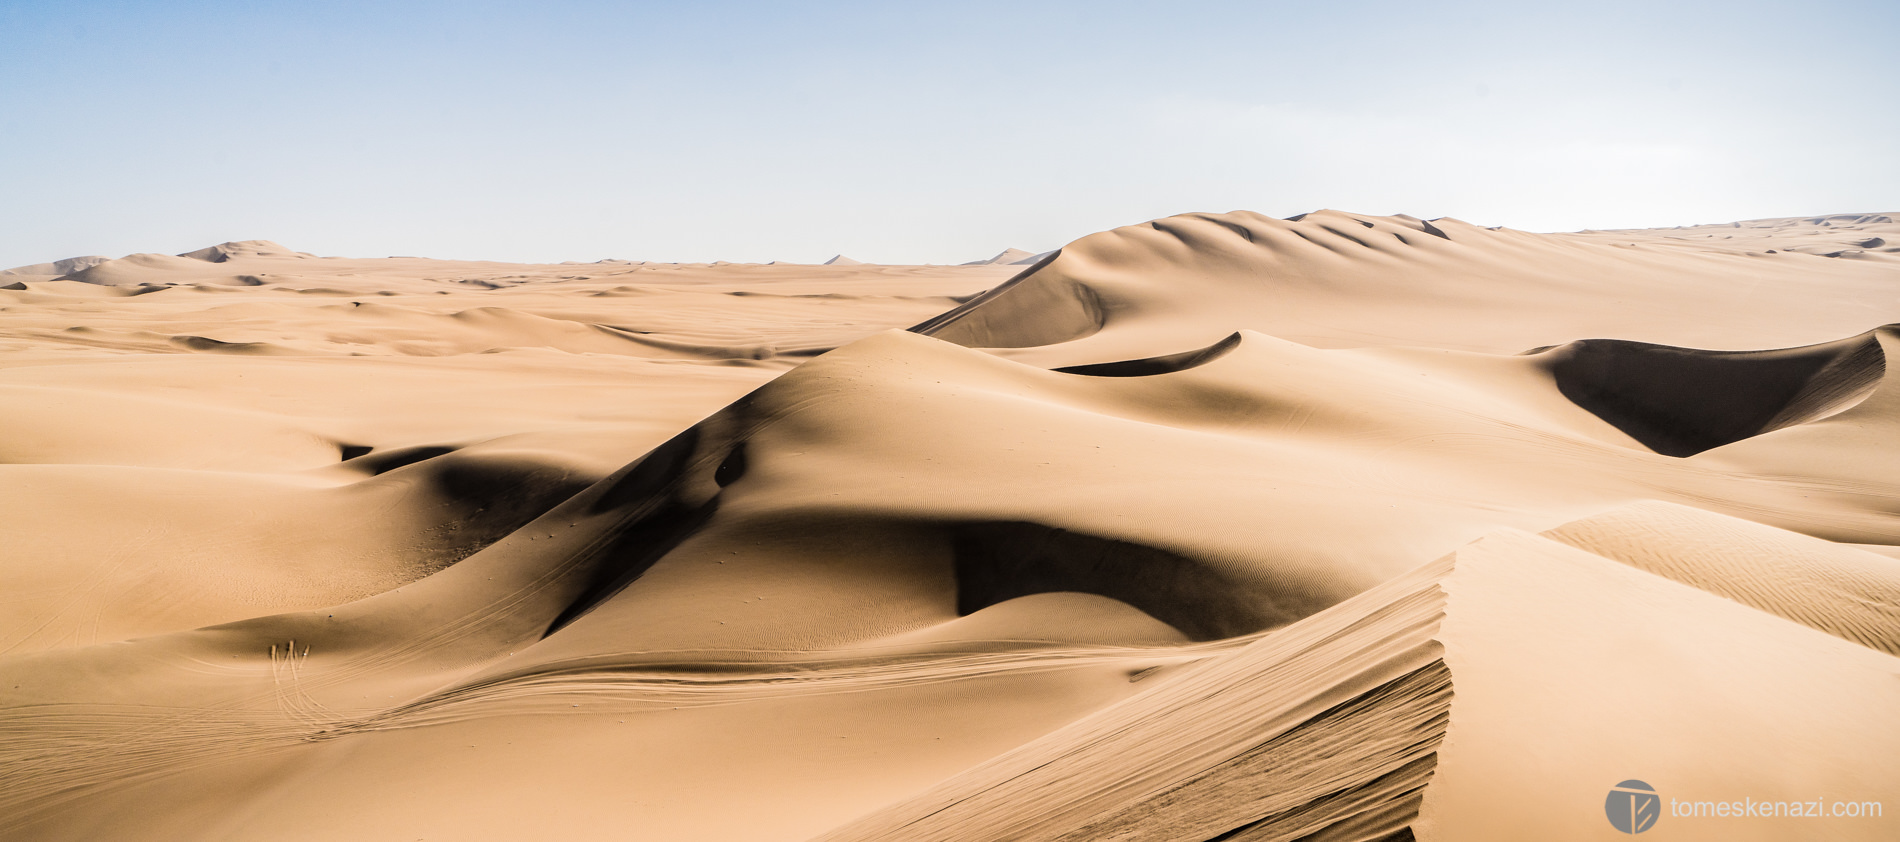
xmin=1053 ymin=331 xmax=1242 ymax=378
xmin=1530 ymin=328 xmax=1887 ymax=456
xmin=909 ymin=250 xmax=1091 ymax=348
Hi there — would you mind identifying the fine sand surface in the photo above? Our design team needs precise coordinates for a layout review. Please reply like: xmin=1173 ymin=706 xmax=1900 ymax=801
xmin=2 ymin=212 xmax=1898 ymax=840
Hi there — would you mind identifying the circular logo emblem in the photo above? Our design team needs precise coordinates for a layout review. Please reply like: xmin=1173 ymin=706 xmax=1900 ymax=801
xmin=1606 ymin=780 xmax=1660 ymax=834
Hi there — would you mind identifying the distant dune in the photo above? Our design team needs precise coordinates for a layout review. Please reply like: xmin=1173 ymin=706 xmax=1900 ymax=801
xmin=0 ymin=255 xmax=111 ymax=278
xmin=2 ymin=211 xmax=1896 ymax=841
xmin=960 ymin=247 xmax=1050 ymax=266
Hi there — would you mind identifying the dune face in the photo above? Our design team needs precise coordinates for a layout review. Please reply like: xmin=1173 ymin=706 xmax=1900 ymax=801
xmin=3 ymin=214 xmax=1898 ymax=841
xmin=1533 ymin=330 xmax=1886 ymax=457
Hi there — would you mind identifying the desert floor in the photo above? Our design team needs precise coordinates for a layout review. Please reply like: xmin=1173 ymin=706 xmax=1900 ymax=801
xmin=3 ymin=211 xmax=1898 ymax=840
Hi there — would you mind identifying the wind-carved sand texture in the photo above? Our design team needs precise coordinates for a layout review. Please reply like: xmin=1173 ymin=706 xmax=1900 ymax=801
xmin=1 ymin=212 xmax=1897 ymax=840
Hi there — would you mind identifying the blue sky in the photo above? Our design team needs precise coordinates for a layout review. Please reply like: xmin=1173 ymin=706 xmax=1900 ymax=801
xmin=2 ymin=1 xmax=1894 ymax=266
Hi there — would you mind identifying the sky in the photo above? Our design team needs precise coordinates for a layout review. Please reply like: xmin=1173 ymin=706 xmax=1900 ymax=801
xmin=2 ymin=0 xmax=1895 ymax=267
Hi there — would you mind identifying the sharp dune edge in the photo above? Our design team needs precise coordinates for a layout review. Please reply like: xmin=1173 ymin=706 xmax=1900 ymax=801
xmin=1 ymin=211 xmax=1897 ymax=840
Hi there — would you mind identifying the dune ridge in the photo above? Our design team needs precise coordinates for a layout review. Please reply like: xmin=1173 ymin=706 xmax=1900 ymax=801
xmin=915 ymin=209 xmax=1899 ymax=366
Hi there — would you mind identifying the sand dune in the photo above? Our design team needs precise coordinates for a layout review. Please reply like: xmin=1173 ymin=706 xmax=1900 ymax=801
xmin=1542 ymin=501 xmax=1900 ymax=654
xmin=0 ymin=255 xmax=111 ymax=279
xmin=823 ymin=527 xmax=1900 ymax=842
xmin=919 ymin=210 xmax=1898 ymax=362
xmin=1531 ymin=327 xmax=1885 ymax=456
xmin=3 ymin=213 xmax=1898 ymax=840
xmin=961 ymin=247 xmax=1049 ymax=266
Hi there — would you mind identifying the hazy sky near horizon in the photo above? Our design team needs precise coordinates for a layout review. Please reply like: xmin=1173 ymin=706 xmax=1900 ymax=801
xmin=3 ymin=0 xmax=1895 ymax=266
